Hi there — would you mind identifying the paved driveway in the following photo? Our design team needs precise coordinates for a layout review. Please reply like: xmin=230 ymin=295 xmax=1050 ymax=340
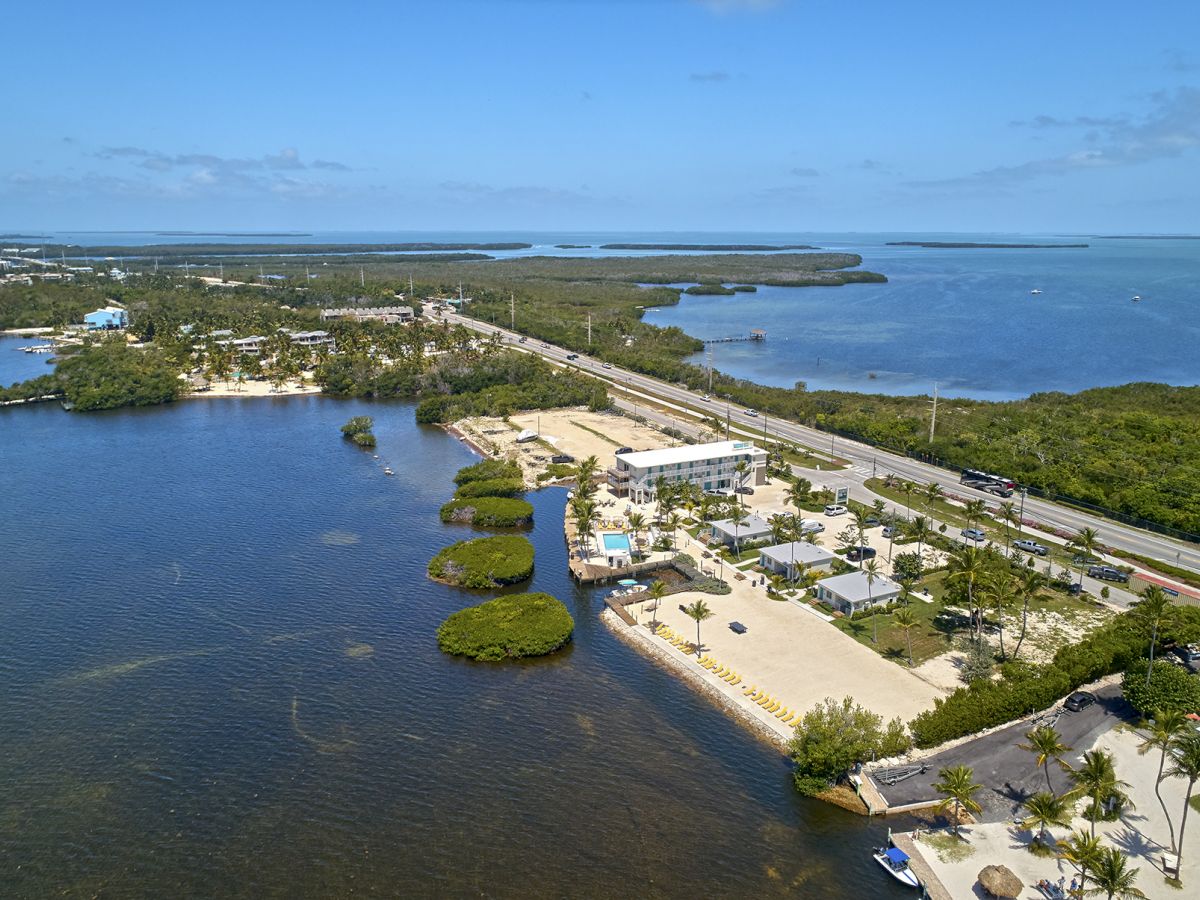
xmin=870 ymin=683 xmax=1135 ymax=821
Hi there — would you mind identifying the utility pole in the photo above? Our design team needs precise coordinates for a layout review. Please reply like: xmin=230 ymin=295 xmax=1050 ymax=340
xmin=706 ymin=344 xmax=714 ymax=393
xmin=929 ymin=381 xmax=939 ymax=443
xmin=510 ymin=292 xmax=515 ymax=330
xmin=725 ymin=402 xmax=730 ymax=440
xmin=360 ymin=267 xmax=365 ymax=288
xmin=587 ymin=312 xmax=592 ymax=346
xmin=409 ymin=274 xmax=414 ymax=297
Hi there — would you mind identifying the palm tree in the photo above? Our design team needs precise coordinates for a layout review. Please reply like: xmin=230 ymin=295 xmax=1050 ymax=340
xmin=785 ymin=477 xmax=812 ymax=519
xmin=728 ymin=504 xmax=748 ymax=556
xmin=852 ymin=508 xmax=872 ymax=563
xmin=626 ymin=511 xmax=646 ymax=558
xmin=575 ymin=455 xmax=600 ymax=501
xmin=1069 ymin=749 xmax=1130 ymax=837
xmin=645 ymin=579 xmax=667 ymax=627
xmin=1020 ymin=790 xmax=1071 ymax=849
xmin=1020 ymin=725 xmax=1073 ymax=794
xmin=1136 ymin=709 xmax=1187 ymax=854
xmin=893 ymin=605 xmax=917 ymax=667
xmin=1057 ymin=829 xmax=1103 ymax=897
xmin=982 ymin=572 xmax=1017 ymax=659
xmin=1168 ymin=730 xmax=1200 ymax=875
xmin=897 ymin=575 xmax=916 ymax=607
xmin=571 ymin=497 xmax=596 ymax=559
xmin=863 ymin=558 xmax=883 ymax=644
xmin=767 ymin=513 xmax=792 ymax=546
xmin=947 ymin=547 xmax=987 ymax=645
xmin=932 ymin=764 xmax=982 ymax=838
xmin=733 ymin=460 xmax=750 ymax=506
xmin=963 ymin=499 xmax=988 ymax=533
xmin=907 ymin=515 xmax=932 ymax=578
xmin=1069 ymin=526 xmax=1101 ymax=589
xmin=666 ymin=511 xmax=684 ymax=551
xmin=923 ymin=481 xmax=943 ymax=512
xmin=1011 ymin=567 xmax=1046 ymax=660
xmin=1131 ymin=586 xmax=1172 ymax=687
xmin=901 ymin=480 xmax=917 ymax=515
xmin=684 ymin=599 xmax=713 ymax=656
xmin=1085 ymin=847 xmax=1145 ymax=899
xmin=998 ymin=501 xmax=1018 ymax=553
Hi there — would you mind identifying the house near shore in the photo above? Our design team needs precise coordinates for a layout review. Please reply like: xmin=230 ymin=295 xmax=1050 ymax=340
xmin=757 ymin=541 xmax=836 ymax=580
xmin=320 ymin=306 xmax=413 ymax=324
xmin=709 ymin=514 xmax=772 ymax=548
xmin=814 ymin=570 xmax=901 ymax=615
xmin=84 ymin=305 xmax=128 ymax=330
xmin=607 ymin=440 xmax=768 ymax=503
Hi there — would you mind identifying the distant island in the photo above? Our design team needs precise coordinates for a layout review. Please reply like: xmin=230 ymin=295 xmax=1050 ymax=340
xmin=598 ymin=243 xmax=819 ymax=251
xmin=1096 ymin=235 xmax=1200 ymax=240
xmin=886 ymin=241 xmax=1089 ymax=249
xmin=554 ymin=244 xmax=592 ymax=249
xmin=19 ymin=241 xmax=533 ymax=258
xmin=154 ymin=231 xmax=313 ymax=238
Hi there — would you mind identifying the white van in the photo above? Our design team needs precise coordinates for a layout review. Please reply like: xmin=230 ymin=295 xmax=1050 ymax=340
xmin=823 ymin=504 xmax=848 ymax=517
xmin=799 ymin=519 xmax=825 ymax=534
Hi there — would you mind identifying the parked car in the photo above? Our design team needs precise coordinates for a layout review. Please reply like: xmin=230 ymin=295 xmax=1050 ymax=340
xmin=1067 ymin=582 xmax=1084 ymax=595
xmin=799 ymin=520 xmax=825 ymax=534
xmin=881 ymin=525 xmax=898 ymax=538
xmin=550 ymin=454 xmax=575 ymax=464
xmin=1064 ymin=691 xmax=1096 ymax=712
xmin=615 ymin=447 xmax=633 ymax=455
xmin=1087 ymin=565 xmax=1130 ymax=583
xmin=744 ymin=409 xmax=758 ymax=417
xmin=961 ymin=527 xmax=986 ymax=542
xmin=734 ymin=486 xmax=754 ymax=495
xmin=729 ymin=621 xmax=748 ymax=635
xmin=846 ymin=546 xmax=877 ymax=562
xmin=1013 ymin=538 xmax=1049 ymax=556
xmin=824 ymin=504 xmax=848 ymax=517
xmin=1173 ymin=643 xmax=1200 ymax=671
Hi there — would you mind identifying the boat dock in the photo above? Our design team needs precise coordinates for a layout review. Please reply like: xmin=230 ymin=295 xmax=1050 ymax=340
xmin=703 ymin=329 xmax=766 ymax=345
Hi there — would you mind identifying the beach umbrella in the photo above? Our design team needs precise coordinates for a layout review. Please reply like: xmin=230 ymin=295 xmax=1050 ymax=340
xmin=977 ymin=864 xmax=1022 ymax=898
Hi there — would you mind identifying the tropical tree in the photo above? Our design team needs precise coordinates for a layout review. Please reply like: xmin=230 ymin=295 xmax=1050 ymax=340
xmin=1057 ymin=829 xmax=1103 ymax=898
xmin=923 ymin=482 xmax=943 ymax=511
xmin=963 ymin=499 xmax=988 ymax=533
xmin=626 ymin=511 xmax=646 ymax=557
xmin=785 ymin=478 xmax=812 ymax=519
xmin=1131 ymin=586 xmax=1173 ymax=687
xmin=684 ymin=599 xmax=714 ymax=656
xmin=901 ymin=480 xmax=917 ymax=515
xmin=767 ymin=513 xmax=792 ymax=546
xmin=666 ymin=511 xmax=684 ymax=551
xmin=892 ymin=605 xmax=917 ymax=667
xmin=1020 ymin=790 xmax=1071 ymax=848
xmin=1069 ymin=749 xmax=1130 ymax=837
xmin=571 ymin=497 xmax=596 ymax=559
xmin=1085 ymin=847 xmax=1145 ymax=899
xmin=981 ymin=572 xmax=1018 ymax=659
xmin=645 ymin=579 xmax=667 ymax=627
xmin=1069 ymin=527 xmax=1101 ymax=589
xmin=733 ymin=460 xmax=750 ymax=505
xmin=932 ymin=764 xmax=982 ymax=837
xmin=1168 ymin=730 xmax=1200 ymax=875
xmin=1011 ymin=566 xmax=1046 ymax=660
xmin=1136 ymin=709 xmax=1187 ymax=854
xmin=1020 ymin=725 xmax=1073 ymax=794
xmin=947 ymin=547 xmax=987 ymax=645
xmin=863 ymin=558 xmax=883 ymax=644
xmin=852 ymin=508 xmax=872 ymax=559
xmin=728 ymin=504 xmax=748 ymax=556
xmin=998 ymin=501 xmax=1019 ymax=553
xmin=907 ymin=515 xmax=932 ymax=578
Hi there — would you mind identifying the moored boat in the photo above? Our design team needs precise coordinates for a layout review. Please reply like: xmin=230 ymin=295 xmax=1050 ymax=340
xmin=873 ymin=846 xmax=920 ymax=888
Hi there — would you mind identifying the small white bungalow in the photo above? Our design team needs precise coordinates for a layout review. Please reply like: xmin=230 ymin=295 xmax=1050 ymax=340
xmin=757 ymin=541 xmax=836 ymax=580
xmin=709 ymin=514 xmax=772 ymax=548
xmin=815 ymin=570 xmax=901 ymax=615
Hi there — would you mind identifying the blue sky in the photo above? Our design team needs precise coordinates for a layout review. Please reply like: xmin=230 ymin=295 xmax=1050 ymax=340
xmin=3 ymin=0 xmax=1198 ymax=232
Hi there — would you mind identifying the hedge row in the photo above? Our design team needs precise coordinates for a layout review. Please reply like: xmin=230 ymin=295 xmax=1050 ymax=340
xmin=437 ymin=592 xmax=574 ymax=661
xmin=908 ymin=612 xmax=1157 ymax=748
xmin=455 ymin=477 xmax=525 ymax=499
xmin=454 ymin=458 xmax=522 ymax=485
xmin=439 ymin=497 xmax=534 ymax=527
xmin=428 ymin=535 xmax=535 ymax=589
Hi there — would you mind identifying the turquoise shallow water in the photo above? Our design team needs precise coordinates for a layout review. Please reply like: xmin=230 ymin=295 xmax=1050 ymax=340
xmin=0 ymin=397 xmax=907 ymax=898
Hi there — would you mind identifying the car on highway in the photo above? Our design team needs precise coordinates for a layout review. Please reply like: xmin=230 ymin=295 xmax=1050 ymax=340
xmin=1064 ymin=691 xmax=1096 ymax=712
xmin=745 ymin=409 xmax=758 ymax=417
xmin=1013 ymin=539 xmax=1049 ymax=556
xmin=961 ymin=527 xmax=986 ymax=542
xmin=702 ymin=394 xmax=711 ymax=401
xmin=566 ymin=353 xmax=579 ymax=360
xmin=846 ymin=546 xmax=877 ymax=562
xmin=1087 ymin=565 xmax=1130 ymax=583
xmin=602 ymin=363 xmax=613 ymax=369
xmin=518 ymin=336 xmax=527 ymax=343
xmin=823 ymin=504 xmax=848 ymax=517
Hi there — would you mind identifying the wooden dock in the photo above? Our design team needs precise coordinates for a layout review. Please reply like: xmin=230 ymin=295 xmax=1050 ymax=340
xmin=703 ymin=329 xmax=766 ymax=345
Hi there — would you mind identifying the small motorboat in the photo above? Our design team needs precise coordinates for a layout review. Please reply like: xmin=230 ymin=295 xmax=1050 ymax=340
xmin=1030 ymin=288 xmax=1043 ymax=295
xmin=383 ymin=467 xmax=395 ymax=476
xmin=1131 ymin=295 xmax=1141 ymax=302
xmin=873 ymin=846 xmax=920 ymax=888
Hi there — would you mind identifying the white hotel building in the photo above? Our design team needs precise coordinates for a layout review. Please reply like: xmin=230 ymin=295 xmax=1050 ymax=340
xmin=607 ymin=440 xmax=768 ymax=503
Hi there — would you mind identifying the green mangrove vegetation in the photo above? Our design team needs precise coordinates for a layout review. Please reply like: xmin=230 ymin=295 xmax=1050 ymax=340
xmin=436 ymin=592 xmax=574 ymax=661
xmin=454 ymin=477 xmax=526 ymax=499
xmin=439 ymin=497 xmax=534 ymax=527
xmin=340 ymin=415 xmax=376 ymax=448
xmin=427 ymin=535 xmax=535 ymax=588
xmin=454 ymin=459 xmax=522 ymax=484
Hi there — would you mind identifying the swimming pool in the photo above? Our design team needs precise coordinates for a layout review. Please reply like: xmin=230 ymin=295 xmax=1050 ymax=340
xmin=602 ymin=533 xmax=631 ymax=552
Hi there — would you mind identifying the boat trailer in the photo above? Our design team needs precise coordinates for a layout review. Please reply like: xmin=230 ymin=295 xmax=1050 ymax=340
xmin=871 ymin=763 xmax=929 ymax=786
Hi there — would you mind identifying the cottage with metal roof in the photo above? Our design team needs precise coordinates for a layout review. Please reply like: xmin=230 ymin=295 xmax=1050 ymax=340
xmin=815 ymin=570 xmax=900 ymax=615
xmin=757 ymin=541 xmax=837 ymax=580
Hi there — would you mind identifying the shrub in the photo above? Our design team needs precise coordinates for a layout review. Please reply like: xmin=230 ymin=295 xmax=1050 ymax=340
xmin=341 ymin=416 xmax=374 ymax=436
xmin=437 ymin=592 xmax=574 ymax=661
xmin=428 ymin=535 xmax=535 ymax=588
xmin=352 ymin=431 xmax=376 ymax=448
xmin=1123 ymin=659 xmax=1200 ymax=716
xmin=439 ymin=497 xmax=534 ymax=527
xmin=455 ymin=477 xmax=525 ymax=499
xmin=790 ymin=697 xmax=911 ymax=795
xmin=454 ymin=458 xmax=522 ymax=485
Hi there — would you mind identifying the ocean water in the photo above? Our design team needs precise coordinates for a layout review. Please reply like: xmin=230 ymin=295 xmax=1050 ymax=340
xmin=0 ymin=334 xmax=57 ymax=388
xmin=0 ymin=397 xmax=903 ymax=898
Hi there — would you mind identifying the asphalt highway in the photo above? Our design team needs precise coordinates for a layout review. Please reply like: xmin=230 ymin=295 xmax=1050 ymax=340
xmin=431 ymin=306 xmax=1200 ymax=575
